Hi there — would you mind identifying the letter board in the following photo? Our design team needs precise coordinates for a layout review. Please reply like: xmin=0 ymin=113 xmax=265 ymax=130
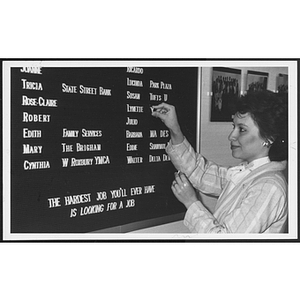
xmin=4 ymin=61 xmax=198 ymax=233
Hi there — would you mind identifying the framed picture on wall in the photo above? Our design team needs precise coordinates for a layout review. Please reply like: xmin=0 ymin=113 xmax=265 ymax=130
xmin=211 ymin=67 xmax=241 ymax=122
xmin=276 ymin=73 xmax=288 ymax=94
xmin=246 ymin=70 xmax=268 ymax=92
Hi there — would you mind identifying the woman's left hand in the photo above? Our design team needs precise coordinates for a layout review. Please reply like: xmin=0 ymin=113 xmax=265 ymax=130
xmin=171 ymin=172 xmax=198 ymax=209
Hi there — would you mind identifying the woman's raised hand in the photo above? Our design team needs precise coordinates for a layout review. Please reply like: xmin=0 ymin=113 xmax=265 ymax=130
xmin=151 ymin=103 xmax=184 ymax=145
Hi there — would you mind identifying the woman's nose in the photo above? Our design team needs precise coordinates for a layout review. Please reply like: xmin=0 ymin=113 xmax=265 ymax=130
xmin=228 ymin=130 xmax=236 ymax=141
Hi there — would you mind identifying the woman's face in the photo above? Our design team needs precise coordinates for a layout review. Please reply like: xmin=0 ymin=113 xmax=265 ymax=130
xmin=228 ymin=113 xmax=269 ymax=163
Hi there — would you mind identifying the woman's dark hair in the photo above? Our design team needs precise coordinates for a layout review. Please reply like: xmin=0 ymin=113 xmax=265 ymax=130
xmin=234 ymin=90 xmax=288 ymax=161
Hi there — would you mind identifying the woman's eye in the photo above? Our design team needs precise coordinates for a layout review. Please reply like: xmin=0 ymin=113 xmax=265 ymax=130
xmin=239 ymin=127 xmax=246 ymax=133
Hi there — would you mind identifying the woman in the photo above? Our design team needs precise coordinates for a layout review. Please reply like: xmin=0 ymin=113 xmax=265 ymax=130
xmin=152 ymin=90 xmax=288 ymax=233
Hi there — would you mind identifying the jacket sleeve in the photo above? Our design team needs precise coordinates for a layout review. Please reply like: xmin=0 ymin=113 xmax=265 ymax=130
xmin=166 ymin=138 xmax=229 ymax=197
xmin=184 ymin=178 xmax=288 ymax=233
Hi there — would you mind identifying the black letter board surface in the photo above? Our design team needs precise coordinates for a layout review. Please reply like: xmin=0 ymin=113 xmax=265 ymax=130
xmin=4 ymin=61 xmax=198 ymax=235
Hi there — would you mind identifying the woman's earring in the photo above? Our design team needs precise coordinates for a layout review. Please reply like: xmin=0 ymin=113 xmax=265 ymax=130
xmin=262 ymin=139 xmax=273 ymax=147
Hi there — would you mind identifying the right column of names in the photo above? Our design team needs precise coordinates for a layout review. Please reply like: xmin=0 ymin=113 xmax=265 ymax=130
xmin=125 ymin=67 xmax=173 ymax=166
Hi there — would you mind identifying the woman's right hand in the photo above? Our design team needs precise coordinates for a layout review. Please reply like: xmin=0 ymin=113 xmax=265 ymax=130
xmin=151 ymin=103 xmax=184 ymax=145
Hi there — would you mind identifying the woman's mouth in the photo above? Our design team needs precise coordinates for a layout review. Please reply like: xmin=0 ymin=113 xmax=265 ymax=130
xmin=230 ymin=145 xmax=240 ymax=150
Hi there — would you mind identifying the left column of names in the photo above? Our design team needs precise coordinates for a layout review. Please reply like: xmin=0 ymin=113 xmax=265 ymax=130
xmin=21 ymin=66 xmax=53 ymax=171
